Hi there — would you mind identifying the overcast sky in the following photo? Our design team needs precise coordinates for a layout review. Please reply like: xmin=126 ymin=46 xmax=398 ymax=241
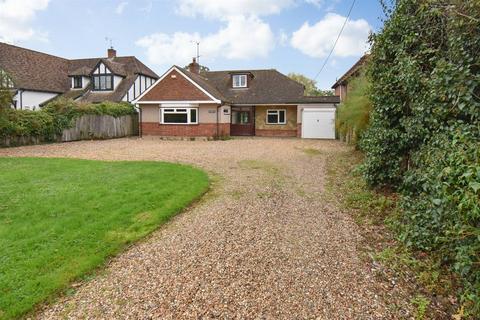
xmin=0 ymin=0 xmax=386 ymax=90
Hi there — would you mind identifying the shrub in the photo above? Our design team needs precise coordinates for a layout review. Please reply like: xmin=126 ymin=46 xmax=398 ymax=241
xmin=0 ymin=99 xmax=136 ymax=140
xmin=336 ymin=72 xmax=372 ymax=146
xmin=361 ymin=0 xmax=480 ymax=315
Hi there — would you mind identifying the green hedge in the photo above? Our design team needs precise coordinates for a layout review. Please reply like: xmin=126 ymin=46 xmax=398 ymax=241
xmin=360 ymin=0 xmax=480 ymax=315
xmin=0 ymin=97 xmax=136 ymax=139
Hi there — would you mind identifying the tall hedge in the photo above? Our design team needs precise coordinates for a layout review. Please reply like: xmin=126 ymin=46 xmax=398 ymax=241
xmin=361 ymin=0 xmax=480 ymax=315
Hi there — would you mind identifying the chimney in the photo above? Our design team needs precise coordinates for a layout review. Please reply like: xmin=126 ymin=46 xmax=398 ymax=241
xmin=188 ymin=57 xmax=200 ymax=74
xmin=107 ymin=47 xmax=117 ymax=59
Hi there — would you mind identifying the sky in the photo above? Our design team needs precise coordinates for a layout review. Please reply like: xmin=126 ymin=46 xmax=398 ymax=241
xmin=0 ymin=0 xmax=387 ymax=90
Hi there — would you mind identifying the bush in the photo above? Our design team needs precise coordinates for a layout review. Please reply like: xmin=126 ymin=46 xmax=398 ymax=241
xmin=399 ymin=125 xmax=480 ymax=314
xmin=0 ymin=99 xmax=136 ymax=140
xmin=336 ymin=72 xmax=372 ymax=146
xmin=361 ymin=0 xmax=480 ymax=315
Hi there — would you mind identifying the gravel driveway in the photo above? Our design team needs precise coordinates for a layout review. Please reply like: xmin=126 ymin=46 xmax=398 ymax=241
xmin=1 ymin=138 xmax=394 ymax=319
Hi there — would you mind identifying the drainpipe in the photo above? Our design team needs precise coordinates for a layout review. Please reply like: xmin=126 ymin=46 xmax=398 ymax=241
xmin=217 ymin=104 xmax=223 ymax=140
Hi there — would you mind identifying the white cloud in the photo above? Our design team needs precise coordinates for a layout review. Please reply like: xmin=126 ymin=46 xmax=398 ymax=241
xmin=291 ymin=13 xmax=371 ymax=58
xmin=176 ymin=0 xmax=325 ymax=19
xmin=176 ymin=0 xmax=295 ymax=20
xmin=136 ymin=15 xmax=275 ymax=66
xmin=0 ymin=0 xmax=50 ymax=43
xmin=115 ymin=1 xmax=128 ymax=15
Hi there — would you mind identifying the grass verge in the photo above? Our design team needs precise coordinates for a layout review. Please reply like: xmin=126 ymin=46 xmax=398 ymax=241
xmin=324 ymin=147 xmax=458 ymax=319
xmin=0 ymin=157 xmax=209 ymax=319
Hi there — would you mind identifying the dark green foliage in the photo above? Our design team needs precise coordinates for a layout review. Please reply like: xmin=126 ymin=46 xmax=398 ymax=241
xmin=361 ymin=0 xmax=480 ymax=315
xmin=0 ymin=99 xmax=136 ymax=139
xmin=336 ymin=72 xmax=372 ymax=145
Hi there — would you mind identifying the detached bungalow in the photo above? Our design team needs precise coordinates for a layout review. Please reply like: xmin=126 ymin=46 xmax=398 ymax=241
xmin=135 ymin=59 xmax=339 ymax=139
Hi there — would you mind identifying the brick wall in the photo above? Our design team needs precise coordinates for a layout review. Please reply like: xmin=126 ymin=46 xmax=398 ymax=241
xmin=296 ymin=123 xmax=302 ymax=138
xmin=142 ymin=122 xmax=230 ymax=137
xmin=255 ymin=129 xmax=297 ymax=137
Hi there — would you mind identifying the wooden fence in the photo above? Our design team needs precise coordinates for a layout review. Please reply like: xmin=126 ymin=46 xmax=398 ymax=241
xmin=1 ymin=114 xmax=139 ymax=147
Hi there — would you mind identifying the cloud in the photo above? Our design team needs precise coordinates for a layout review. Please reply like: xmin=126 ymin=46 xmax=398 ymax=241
xmin=115 ymin=1 xmax=128 ymax=15
xmin=176 ymin=0 xmax=325 ymax=19
xmin=0 ymin=0 xmax=50 ymax=43
xmin=136 ymin=15 xmax=275 ymax=66
xmin=176 ymin=0 xmax=295 ymax=20
xmin=291 ymin=13 xmax=371 ymax=58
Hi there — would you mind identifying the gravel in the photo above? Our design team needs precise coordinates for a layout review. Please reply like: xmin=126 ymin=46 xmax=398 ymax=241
xmin=1 ymin=137 xmax=398 ymax=319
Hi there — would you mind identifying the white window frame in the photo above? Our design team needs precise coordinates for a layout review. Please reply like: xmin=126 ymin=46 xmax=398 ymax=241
xmin=232 ymin=74 xmax=247 ymax=88
xmin=160 ymin=106 xmax=199 ymax=125
xmin=266 ymin=109 xmax=287 ymax=125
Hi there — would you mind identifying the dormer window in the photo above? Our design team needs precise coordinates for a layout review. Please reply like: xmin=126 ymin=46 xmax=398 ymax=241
xmin=73 ymin=76 xmax=82 ymax=89
xmin=93 ymin=75 xmax=113 ymax=91
xmin=92 ymin=62 xmax=114 ymax=91
xmin=232 ymin=74 xmax=247 ymax=88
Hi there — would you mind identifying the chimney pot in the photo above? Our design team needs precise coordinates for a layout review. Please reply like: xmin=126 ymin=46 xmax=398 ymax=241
xmin=108 ymin=47 xmax=117 ymax=59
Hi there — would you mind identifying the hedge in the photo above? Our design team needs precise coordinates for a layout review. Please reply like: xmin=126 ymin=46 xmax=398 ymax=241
xmin=0 ymin=97 xmax=136 ymax=140
xmin=360 ymin=0 xmax=479 ymax=315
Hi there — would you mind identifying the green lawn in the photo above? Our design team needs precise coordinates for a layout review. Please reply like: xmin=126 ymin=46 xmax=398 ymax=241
xmin=0 ymin=157 xmax=209 ymax=319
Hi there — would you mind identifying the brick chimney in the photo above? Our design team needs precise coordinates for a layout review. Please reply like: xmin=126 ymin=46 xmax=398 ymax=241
xmin=107 ymin=47 xmax=117 ymax=59
xmin=188 ymin=57 xmax=200 ymax=74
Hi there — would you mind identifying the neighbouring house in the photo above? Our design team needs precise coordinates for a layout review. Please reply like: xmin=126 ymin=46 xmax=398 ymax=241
xmin=331 ymin=54 xmax=369 ymax=102
xmin=135 ymin=58 xmax=340 ymax=139
xmin=0 ymin=42 xmax=158 ymax=110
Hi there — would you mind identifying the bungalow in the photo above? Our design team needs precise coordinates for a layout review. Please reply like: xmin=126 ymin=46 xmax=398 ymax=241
xmin=0 ymin=42 xmax=159 ymax=110
xmin=135 ymin=59 xmax=339 ymax=139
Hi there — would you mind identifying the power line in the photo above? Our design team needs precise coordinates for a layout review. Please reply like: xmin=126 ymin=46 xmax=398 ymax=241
xmin=313 ymin=0 xmax=356 ymax=80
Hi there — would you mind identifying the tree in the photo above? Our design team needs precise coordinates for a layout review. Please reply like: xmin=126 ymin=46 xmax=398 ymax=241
xmin=0 ymin=90 xmax=12 ymax=110
xmin=335 ymin=72 xmax=371 ymax=145
xmin=287 ymin=73 xmax=333 ymax=96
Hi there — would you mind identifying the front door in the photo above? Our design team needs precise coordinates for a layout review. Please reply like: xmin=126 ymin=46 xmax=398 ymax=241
xmin=231 ymin=106 xmax=255 ymax=136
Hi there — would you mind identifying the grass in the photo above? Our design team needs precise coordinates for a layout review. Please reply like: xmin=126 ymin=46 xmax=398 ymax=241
xmin=0 ymin=157 xmax=209 ymax=319
xmin=323 ymin=148 xmax=457 ymax=317
xmin=301 ymin=147 xmax=322 ymax=156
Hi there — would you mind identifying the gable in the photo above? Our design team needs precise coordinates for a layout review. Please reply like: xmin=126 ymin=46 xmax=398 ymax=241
xmin=93 ymin=62 xmax=112 ymax=75
xmin=138 ymin=69 xmax=212 ymax=102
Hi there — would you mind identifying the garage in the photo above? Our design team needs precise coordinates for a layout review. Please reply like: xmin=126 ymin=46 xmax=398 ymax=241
xmin=301 ymin=108 xmax=336 ymax=139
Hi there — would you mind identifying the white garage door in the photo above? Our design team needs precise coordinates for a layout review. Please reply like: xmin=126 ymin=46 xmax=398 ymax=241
xmin=302 ymin=108 xmax=336 ymax=139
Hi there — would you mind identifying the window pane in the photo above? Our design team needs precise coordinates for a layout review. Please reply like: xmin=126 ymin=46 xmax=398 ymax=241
xmin=106 ymin=76 xmax=112 ymax=89
xmin=164 ymin=113 xmax=188 ymax=123
xmin=190 ymin=109 xmax=197 ymax=123
xmin=94 ymin=76 xmax=100 ymax=89
xmin=279 ymin=110 xmax=285 ymax=123
xmin=267 ymin=114 xmax=278 ymax=124
xmin=176 ymin=109 xmax=187 ymax=112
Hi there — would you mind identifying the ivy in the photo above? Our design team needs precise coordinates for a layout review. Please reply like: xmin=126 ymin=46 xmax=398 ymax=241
xmin=361 ymin=0 xmax=480 ymax=315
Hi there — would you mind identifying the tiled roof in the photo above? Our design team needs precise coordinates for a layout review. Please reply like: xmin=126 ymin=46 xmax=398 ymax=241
xmin=0 ymin=42 xmax=159 ymax=102
xmin=331 ymin=54 xmax=369 ymax=89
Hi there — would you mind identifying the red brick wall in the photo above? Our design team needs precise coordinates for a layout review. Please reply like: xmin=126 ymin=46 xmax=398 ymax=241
xmin=255 ymin=129 xmax=297 ymax=137
xmin=139 ymin=70 xmax=210 ymax=101
xmin=142 ymin=122 xmax=230 ymax=137
xmin=296 ymin=124 xmax=302 ymax=138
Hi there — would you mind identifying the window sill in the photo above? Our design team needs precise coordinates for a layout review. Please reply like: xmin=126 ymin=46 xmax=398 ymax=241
xmin=159 ymin=123 xmax=199 ymax=125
